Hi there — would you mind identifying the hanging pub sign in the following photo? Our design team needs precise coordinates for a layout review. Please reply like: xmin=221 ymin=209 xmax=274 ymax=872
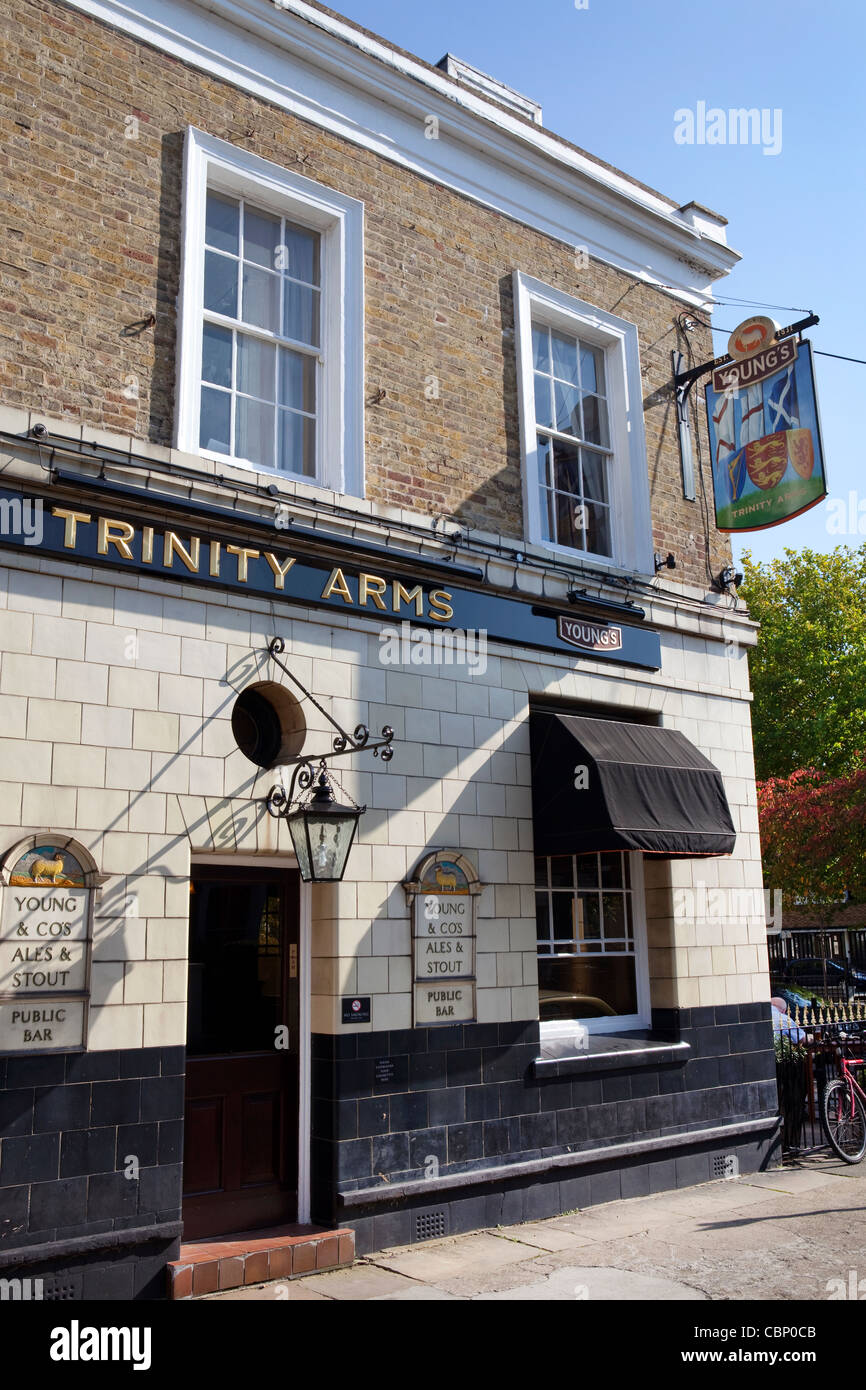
xmin=704 ymin=319 xmax=827 ymax=532
xmin=404 ymin=850 xmax=482 ymax=1026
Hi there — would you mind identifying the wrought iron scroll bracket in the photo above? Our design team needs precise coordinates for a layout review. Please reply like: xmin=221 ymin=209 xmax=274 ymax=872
xmin=265 ymin=635 xmax=395 ymax=771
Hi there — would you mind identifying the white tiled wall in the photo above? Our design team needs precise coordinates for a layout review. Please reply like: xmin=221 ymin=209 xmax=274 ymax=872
xmin=0 ymin=546 xmax=769 ymax=1048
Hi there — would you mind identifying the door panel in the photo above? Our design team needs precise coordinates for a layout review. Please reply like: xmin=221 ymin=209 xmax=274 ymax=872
xmin=183 ymin=866 xmax=299 ymax=1240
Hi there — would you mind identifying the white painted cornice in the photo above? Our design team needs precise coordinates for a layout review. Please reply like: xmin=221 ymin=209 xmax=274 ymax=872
xmin=59 ymin=0 xmax=740 ymax=302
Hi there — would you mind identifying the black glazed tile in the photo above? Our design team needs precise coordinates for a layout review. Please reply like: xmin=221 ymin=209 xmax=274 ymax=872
xmin=6 ymin=1055 xmax=67 ymax=1088
xmin=358 ymin=1096 xmax=390 ymax=1137
xmin=389 ymin=1092 xmax=428 ymax=1132
xmin=118 ymin=1047 xmax=163 ymax=1079
xmin=445 ymin=1049 xmax=482 ymax=1088
xmin=114 ymin=1123 xmax=159 ymax=1171
xmin=427 ymin=1087 xmax=465 ymax=1126
xmin=60 ymin=1127 xmax=118 ymax=1179
xmin=408 ymin=1126 xmax=447 ymax=1170
xmin=520 ymin=1111 xmax=557 ymax=1149
xmin=372 ymin=1132 xmax=410 ymax=1175
xmin=335 ymin=1138 xmax=373 ymax=1182
xmin=28 ymin=1177 xmax=87 ymax=1231
xmin=0 ymin=1089 xmax=35 ymax=1138
xmin=465 ymin=1085 xmax=500 ymax=1122
xmin=1 ymin=1133 xmax=59 ymax=1185
xmin=33 ymin=1084 xmax=91 ymax=1133
xmin=446 ymin=1122 xmax=483 ymax=1165
xmin=89 ymin=1080 xmax=141 ymax=1128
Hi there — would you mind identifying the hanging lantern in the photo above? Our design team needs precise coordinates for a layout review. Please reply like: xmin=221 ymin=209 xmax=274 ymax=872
xmin=282 ymin=766 xmax=365 ymax=883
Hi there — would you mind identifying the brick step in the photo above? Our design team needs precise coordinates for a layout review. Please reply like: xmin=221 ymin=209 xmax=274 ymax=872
xmin=168 ymin=1224 xmax=355 ymax=1298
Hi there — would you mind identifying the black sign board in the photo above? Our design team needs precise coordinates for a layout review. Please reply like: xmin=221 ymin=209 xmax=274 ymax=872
xmin=342 ymin=996 xmax=371 ymax=1024
xmin=0 ymin=485 xmax=661 ymax=670
xmin=374 ymin=1058 xmax=396 ymax=1083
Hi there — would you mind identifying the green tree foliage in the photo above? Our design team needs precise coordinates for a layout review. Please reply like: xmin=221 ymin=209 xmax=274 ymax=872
xmin=740 ymin=544 xmax=866 ymax=780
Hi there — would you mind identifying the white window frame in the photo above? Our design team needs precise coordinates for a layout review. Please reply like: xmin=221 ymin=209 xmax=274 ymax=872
xmin=513 ymin=270 xmax=654 ymax=575
xmin=176 ymin=127 xmax=364 ymax=497
xmin=537 ymin=850 xmax=652 ymax=1041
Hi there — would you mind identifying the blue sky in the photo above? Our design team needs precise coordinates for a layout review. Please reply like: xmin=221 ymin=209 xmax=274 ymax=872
xmin=334 ymin=0 xmax=864 ymax=568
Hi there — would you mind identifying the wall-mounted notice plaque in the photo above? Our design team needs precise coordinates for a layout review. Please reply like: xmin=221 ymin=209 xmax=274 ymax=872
xmin=0 ymin=839 xmax=105 ymax=1053
xmin=404 ymin=851 xmax=482 ymax=1027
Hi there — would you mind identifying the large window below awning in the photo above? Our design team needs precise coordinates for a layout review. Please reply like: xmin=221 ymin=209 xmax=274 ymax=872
xmin=529 ymin=709 xmax=736 ymax=858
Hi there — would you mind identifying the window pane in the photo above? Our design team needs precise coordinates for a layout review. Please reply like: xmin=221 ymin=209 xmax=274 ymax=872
xmin=200 ymin=386 xmax=231 ymax=454
xmin=540 ymin=486 xmax=555 ymax=543
xmin=283 ymin=282 xmax=320 ymax=346
xmin=237 ymin=335 xmax=276 ymax=402
xmin=579 ymin=344 xmax=605 ymax=395
xmin=551 ymin=330 xmax=578 ymax=383
xmin=578 ymin=893 xmax=601 ymax=940
xmin=581 ymin=449 xmax=608 ymax=503
xmin=576 ymin=855 xmax=599 ymax=889
xmin=551 ymin=893 xmax=575 ymax=943
xmin=549 ymin=856 xmax=573 ymax=887
xmin=534 ymin=373 xmax=552 ymax=429
xmin=204 ymin=250 xmax=238 ymax=318
xmin=581 ymin=394 xmax=610 ymax=447
xmin=554 ymin=379 xmax=580 ymax=435
xmin=552 ymin=437 xmax=580 ymax=494
xmin=602 ymin=894 xmax=627 ymax=939
xmin=532 ymin=324 xmax=550 ymax=372
xmin=202 ymin=323 xmax=232 ymax=388
xmin=242 ymin=264 xmax=280 ymax=332
xmin=534 ymin=856 xmax=549 ymax=887
xmin=244 ymin=206 xmax=280 ymax=270
xmin=279 ymin=349 xmax=316 ymax=413
xmin=236 ymin=396 xmax=275 ymax=469
xmin=282 ymin=223 xmax=320 ymax=285
xmin=206 ymin=192 xmax=239 ymax=256
xmin=585 ymin=502 xmax=612 ymax=557
xmin=536 ymin=435 xmax=552 ymax=488
xmin=536 ymin=896 xmax=550 ymax=944
xmin=278 ymin=409 xmax=315 ymax=476
xmin=554 ymin=491 xmax=582 ymax=550
xmin=537 ymin=955 xmax=636 ymax=1019
xmin=600 ymin=853 xmax=623 ymax=888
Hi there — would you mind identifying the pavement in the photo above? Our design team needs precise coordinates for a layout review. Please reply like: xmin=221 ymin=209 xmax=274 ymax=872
xmin=199 ymin=1154 xmax=866 ymax=1302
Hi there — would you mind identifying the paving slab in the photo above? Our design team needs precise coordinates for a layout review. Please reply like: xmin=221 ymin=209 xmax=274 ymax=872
xmin=476 ymin=1264 xmax=708 ymax=1301
xmin=291 ymin=1263 xmax=423 ymax=1300
xmin=488 ymin=1221 xmax=598 ymax=1252
xmin=372 ymin=1230 xmax=542 ymax=1283
xmin=201 ymin=1279 xmax=331 ymax=1301
xmin=740 ymin=1169 xmax=837 ymax=1194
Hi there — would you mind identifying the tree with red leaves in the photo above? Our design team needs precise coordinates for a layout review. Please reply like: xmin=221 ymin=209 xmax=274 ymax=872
xmin=758 ymin=764 xmax=866 ymax=903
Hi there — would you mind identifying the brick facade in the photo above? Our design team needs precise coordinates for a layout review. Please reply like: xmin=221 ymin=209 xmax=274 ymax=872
xmin=0 ymin=0 xmax=729 ymax=587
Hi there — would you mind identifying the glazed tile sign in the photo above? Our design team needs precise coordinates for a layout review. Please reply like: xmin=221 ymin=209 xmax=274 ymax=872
xmin=413 ymin=856 xmax=476 ymax=1026
xmin=0 ymin=844 xmax=89 ymax=1051
xmin=705 ymin=334 xmax=827 ymax=532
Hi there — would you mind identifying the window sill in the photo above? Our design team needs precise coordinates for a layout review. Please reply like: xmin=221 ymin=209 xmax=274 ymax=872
xmin=532 ymin=1032 xmax=691 ymax=1078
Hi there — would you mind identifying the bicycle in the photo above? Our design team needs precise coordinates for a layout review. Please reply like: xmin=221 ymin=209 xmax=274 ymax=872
xmin=822 ymin=1049 xmax=866 ymax=1163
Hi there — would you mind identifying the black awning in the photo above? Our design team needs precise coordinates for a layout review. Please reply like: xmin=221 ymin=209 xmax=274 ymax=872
xmin=530 ymin=711 xmax=736 ymax=858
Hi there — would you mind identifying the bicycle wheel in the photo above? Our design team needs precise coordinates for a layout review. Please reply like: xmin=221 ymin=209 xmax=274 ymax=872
xmin=822 ymin=1078 xmax=866 ymax=1163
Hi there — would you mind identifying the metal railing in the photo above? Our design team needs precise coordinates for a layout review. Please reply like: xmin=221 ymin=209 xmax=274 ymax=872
xmin=776 ymin=1003 xmax=866 ymax=1155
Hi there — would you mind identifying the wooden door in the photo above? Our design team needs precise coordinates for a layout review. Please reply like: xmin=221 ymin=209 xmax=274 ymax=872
xmin=182 ymin=865 xmax=299 ymax=1240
